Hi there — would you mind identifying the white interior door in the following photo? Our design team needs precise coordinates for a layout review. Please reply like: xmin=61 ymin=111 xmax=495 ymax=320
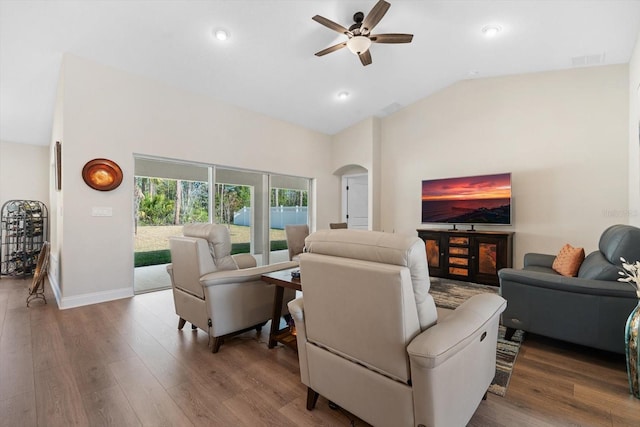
xmin=344 ymin=174 xmax=368 ymax=229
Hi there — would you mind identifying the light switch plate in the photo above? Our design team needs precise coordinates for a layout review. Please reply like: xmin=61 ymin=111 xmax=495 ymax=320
xmin=92 ymin=207 xmax=113 ymax=217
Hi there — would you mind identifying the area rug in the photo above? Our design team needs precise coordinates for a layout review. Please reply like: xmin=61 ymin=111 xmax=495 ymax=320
xmin=429 ymin=277 xmax=524 ymax=397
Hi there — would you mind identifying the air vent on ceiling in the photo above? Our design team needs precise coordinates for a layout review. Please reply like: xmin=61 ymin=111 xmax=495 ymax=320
xmin=571 ymin=53 xmax=606 ymax=67
xmin=377 ymin=102 xmax=403 ymax=117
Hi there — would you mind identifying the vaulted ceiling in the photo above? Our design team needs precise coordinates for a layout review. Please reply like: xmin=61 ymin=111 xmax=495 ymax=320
xmin=1 ymin=0 xmax=640 ymax=146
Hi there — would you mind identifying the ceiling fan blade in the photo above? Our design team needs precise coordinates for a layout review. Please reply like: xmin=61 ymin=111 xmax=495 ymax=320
xmin=370 ymin=33 xmax=413 ymax=44
xmin=359 ymin=50 xmax=372 ymax=66
xmin=315 ymin=42 xmax=347 ymax=57
xmin=312 ymin=15 xmax=350 ymax=35
xmin=361 ymin=0 xmax=390 ymax=34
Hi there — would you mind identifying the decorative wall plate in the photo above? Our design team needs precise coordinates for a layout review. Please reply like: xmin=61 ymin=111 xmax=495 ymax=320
xmin=82 ymin=158 xmax=123 ymax=191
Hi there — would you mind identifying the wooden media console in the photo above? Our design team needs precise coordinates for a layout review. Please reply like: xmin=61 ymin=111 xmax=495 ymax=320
xmin=417 ymin=229 xmax=514 ymax=286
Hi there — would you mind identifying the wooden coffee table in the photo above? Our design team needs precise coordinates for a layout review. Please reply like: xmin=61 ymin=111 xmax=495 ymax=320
xmin=261 ymin=268 xmax=301 ymax=350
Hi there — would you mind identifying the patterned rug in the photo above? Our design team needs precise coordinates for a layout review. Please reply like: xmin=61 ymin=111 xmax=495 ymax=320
xmin=429 ymin=277 xmax=524 ymax=397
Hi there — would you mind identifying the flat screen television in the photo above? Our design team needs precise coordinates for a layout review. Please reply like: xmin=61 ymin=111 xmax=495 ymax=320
xmin=421 ymin=172 xmax=511 ymax=225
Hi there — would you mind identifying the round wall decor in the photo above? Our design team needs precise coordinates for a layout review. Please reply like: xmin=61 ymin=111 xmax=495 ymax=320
xmin=82 ymin=158 xmax=123 ymax=191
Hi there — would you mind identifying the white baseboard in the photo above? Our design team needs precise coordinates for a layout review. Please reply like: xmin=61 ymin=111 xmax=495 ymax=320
xmin=46 ymin=273 xmax=133 ymax=309
xmin=48 ymin=271 xmax=62 ymax=306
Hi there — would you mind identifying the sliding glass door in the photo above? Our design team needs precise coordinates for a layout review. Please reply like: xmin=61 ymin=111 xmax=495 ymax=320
xmin=133 ymin=156 xmax=312 ymax=293
xmin=214 ymin=168 xmax=312 ymax=266
xmin=133 ymin=157 xmax=210 ymax=293
xmin=269 ymin=174 xmax=310 ymax=263
xmin=214 ymin=167 xmax=268 ymax=264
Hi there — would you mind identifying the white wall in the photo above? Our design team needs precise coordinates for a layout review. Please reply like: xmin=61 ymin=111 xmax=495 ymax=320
xmin=628 ymin=29 xmax=640 ymax=227
xmin=380 ymin=65 xmax=629 ymax=268
xmin=53 ymin=54 xmax=335 ymax=308
xmin=48 ymin=61 xmax=65 ymax=297
xmin=0 ymin=141 xmax=49 ymax=207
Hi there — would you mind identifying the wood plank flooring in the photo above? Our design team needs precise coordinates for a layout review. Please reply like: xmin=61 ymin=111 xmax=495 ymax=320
xmin=1 ymin=276 xmax=639 ymax=426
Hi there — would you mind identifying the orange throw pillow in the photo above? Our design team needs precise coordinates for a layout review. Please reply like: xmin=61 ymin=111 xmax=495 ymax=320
xmin=552 ymin=244 xmax=585 ymax=277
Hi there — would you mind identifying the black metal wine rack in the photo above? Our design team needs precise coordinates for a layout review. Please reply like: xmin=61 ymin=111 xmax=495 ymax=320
xmin=1 ymin=200 xmax=49 ymax=278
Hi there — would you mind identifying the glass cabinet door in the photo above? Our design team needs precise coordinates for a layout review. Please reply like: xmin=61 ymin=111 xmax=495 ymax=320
xmin=425 ymin=238 xmax=440 ymax=269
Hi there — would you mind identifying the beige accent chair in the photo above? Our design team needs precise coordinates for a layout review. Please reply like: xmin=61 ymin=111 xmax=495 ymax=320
xmin=167 ymin=223 xmax=297 ymax=353
xmin=284 ymin=224 xmax=309 ymax=261
xmin=288 ymin=229 xmax=506 ymax=427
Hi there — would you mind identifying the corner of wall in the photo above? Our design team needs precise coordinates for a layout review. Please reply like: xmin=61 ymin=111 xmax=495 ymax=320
xmin=371 ymin=118 xmax=382 ymax=231
xmin=629 ymin=29 xmax=640 ymax=227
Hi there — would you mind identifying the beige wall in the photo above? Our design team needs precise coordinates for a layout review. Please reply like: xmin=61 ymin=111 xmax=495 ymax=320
xmin=331 ymin=117 xmax=376 ymax=173
xmin=380 ymin=65 xmax=629 ymax=267
xmin=628 ymin=29 xmax=640 ymax=227
xmin=330 ymin=117 xmax=381 ymax=229
xmin=52 ymin=54 xmax=335 ymax=308
xmin=0 ymin=141 xmax=49 ymax=207
xmin=9 ymin=51 xmax=635 ymax=306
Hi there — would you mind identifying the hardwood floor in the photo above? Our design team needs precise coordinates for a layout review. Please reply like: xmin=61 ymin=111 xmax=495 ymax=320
xmin=1 ymin=276 xmax=639 ymax=426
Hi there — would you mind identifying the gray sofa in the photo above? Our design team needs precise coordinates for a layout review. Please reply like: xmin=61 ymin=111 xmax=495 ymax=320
xmin=498 ymin=224 xmax=640 ymax=354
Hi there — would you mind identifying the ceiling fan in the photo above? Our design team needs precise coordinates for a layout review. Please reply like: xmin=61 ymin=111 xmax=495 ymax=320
xmin=312 ymin=0 xmax=413 ymax=66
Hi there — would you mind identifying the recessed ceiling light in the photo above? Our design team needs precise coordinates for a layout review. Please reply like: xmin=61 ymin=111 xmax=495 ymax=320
xmin=481 ymin=25 xmax=502 ymax=38
xmin=213 ymin=29 xmax=230 ymax=41
xmin=337 ymin=91 xmax=350 ymax=101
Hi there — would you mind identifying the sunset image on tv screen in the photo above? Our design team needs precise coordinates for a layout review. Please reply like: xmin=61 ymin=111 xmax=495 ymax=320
xmin=421 ymin=173 xmax=511 ymax=224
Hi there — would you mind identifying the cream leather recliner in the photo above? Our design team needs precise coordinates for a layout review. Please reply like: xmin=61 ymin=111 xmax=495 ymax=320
xmin=285 ymin=224 xmax=309 ymax=261
xmin=288 ymin=230 xmax=506 ymax=427
xmin=167 ymin=223 xmax=297 ymax=353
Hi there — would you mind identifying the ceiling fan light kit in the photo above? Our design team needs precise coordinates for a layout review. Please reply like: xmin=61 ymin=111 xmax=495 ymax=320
xmin=312 ymin=0 xmax=413 ymax=66
xmin=347 ymin=36 xmax=372 ymax=55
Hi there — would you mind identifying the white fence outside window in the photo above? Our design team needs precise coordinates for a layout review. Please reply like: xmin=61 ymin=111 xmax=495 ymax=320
xmin=233 ymin=206 xmax=308 ymax=229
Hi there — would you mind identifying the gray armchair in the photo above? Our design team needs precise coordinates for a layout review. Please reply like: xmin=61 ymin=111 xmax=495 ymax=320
xmin=288 ymin=229 xmax=506 ymax=427
xmin=499 ymin=224 xmax=640 ymax=354
xmin=167 ymin=223 xmax=297 ymax=353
